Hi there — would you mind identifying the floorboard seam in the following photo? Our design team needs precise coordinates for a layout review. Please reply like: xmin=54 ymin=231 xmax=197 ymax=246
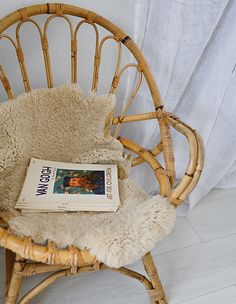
xmin=199 ymin=191 xmax=236 ymax=204
xmin=197 ymin=232 xmax=236 ymax=243
xmin=179 ymin=284 xmax=236 ymax=304
xmin=152 ymin=238 xmax=202 ymax=258
xmin=185 ymin=217 xmax=204 ymax=242
xmin=152 ymin=233 xmax=236 ymax=259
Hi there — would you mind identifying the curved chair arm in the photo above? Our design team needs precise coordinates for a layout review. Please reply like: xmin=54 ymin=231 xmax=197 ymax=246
xmin=164 ymin=112 xmax=204 ymax=206
xmin=115 ymin=111 xmax=204 ymax=207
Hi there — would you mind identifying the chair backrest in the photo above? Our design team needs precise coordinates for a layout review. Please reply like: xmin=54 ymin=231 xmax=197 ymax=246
xmin=0 ymin=3 xmax=204 ymax=205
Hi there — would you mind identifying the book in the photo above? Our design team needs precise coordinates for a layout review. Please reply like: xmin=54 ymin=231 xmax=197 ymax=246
xmin=15 ymin=158 xmax=120 ymax=212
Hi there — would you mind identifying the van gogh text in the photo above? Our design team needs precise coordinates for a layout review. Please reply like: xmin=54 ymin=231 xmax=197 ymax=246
xmin=36 ymin=166 xmax=52 ymax=196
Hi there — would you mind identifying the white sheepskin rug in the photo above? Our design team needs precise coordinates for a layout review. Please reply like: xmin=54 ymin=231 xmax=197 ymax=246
xmin=0 ymin=84 xmax=176 ymax=268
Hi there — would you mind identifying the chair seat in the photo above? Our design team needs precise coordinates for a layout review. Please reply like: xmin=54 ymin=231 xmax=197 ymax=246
xmin=9 ymin=176 xmax=175 ymax=268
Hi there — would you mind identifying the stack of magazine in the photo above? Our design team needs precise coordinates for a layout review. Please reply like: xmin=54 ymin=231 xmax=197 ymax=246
xmin=15 ymin=158 xmax=120 ymax=212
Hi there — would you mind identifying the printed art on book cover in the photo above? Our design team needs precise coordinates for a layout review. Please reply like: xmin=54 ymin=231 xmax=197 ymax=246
xmin=15 ymin=158 xmax=120 ymax=212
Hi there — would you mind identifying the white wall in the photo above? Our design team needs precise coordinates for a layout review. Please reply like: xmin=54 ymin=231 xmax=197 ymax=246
xmin=0 ymin=0 xmax=135 ymax=101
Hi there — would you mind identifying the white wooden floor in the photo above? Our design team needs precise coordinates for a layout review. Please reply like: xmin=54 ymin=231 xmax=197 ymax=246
xmin=1 ymin=188 xmax=236 ymax=304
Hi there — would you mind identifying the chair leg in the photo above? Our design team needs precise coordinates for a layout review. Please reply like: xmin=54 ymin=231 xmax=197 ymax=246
xmin=5 ymin=254 xmax=25 ymax=304
xmin=142 ymin=252 xmax=167 ymax=304
xmin=5 ymin=249 xmax=16 ymax=295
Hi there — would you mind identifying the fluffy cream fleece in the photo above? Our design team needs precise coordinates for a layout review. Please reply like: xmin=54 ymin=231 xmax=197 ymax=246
xmin=0 ymin=84 xmax=176 ymax=268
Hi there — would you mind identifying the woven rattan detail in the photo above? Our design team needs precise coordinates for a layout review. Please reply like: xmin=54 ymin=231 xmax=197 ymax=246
xmin=137 ymin=63 xmax=147 ymax=72
xmin=86 ymin=11 xmax=96 ymax=23
xmin=147 ymin=288 xmax=165 ymax=302
xmin=67 ymin=246 xmax=84 ymax=275
xmin=55 ymin=3 xmax=64 ymax=16
xmin=42 ymin=241 xmax=61 ymax=264
xmin=22 ymin=237 xmax=34 ymax=260
xmin=92 ymin=261 xmax=102 ymax=271
xmin=121 ymin=35 xmax=131 ymax=44
xmin=18 ymin=8 xmax=28 ymax=21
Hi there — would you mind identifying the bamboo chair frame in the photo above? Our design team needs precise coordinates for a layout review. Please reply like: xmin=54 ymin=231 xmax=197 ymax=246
xmin=0 ymin=3 xmax=204 ymax=304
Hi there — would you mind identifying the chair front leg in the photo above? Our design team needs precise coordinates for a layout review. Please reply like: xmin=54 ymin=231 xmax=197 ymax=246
xmin=5 ymin=249 xmax=16 ymax=295
xmin=6 ymin=254 xmax=25 ymax=304
xmin=142 ymin=252 xmax=167 ymax=304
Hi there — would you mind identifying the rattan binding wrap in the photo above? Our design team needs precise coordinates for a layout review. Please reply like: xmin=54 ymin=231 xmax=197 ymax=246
xmin=0 ymin=3 xmax=204 ymax=303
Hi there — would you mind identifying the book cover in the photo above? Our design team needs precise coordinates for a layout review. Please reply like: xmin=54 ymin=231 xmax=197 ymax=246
xmin=15 ymin=158 xmax=120 ymax=212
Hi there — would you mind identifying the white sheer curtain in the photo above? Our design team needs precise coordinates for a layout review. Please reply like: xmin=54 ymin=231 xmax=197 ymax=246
xmin=124 ymin=0 xmax=236 ymax=214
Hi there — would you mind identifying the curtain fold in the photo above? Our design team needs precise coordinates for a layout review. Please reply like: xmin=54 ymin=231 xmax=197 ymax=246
xmin=123 ymin=0 xmax=236 ymax=214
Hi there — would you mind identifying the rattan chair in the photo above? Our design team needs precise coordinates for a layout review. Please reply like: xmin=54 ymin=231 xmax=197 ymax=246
xmin=0 ymin=3 xmax=204 ymax=304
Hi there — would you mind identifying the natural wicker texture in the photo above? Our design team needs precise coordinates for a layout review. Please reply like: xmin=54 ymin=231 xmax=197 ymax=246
xmin=0 ymin=3 xmax=204 ymax=304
